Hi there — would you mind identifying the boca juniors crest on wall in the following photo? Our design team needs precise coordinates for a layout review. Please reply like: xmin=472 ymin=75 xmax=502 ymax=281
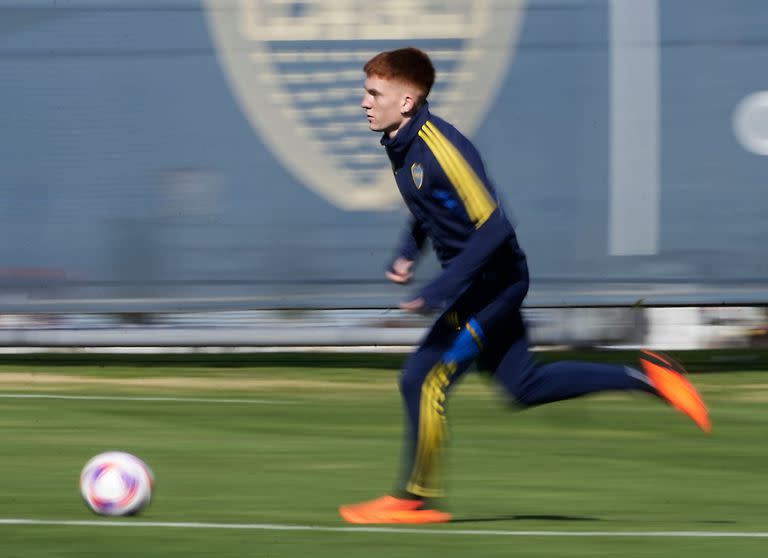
xmin=204 ymin=0 xmax=526 ymax=210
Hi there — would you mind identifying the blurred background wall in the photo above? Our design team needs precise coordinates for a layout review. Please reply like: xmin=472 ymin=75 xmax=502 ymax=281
xmin=1 ymin=0 xmax=767 ymax=320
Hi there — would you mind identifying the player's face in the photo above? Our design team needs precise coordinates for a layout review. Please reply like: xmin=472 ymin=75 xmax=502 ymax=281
xmin=361 ymin=75 xmax=409 ymax=137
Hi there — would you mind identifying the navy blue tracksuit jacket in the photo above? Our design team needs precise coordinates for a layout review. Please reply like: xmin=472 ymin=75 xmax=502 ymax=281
xmin=383 ymin=102 xmax=529 ymax=345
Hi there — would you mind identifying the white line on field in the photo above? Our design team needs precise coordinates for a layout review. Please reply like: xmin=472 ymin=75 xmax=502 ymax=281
xmin=0 ymin=394 xmax=294 ymax=405
xmin=0 ymin=519 xmax=766 ymax=538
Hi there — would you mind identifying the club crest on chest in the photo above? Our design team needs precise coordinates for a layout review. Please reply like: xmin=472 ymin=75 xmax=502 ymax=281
xmin=411 ymin=163 xmax=424 ymax=189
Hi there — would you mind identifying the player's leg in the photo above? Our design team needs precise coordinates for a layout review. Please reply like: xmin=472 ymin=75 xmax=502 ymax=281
xmin=493 ymin=335 xmax=655 ymax=406
xmin=490 ymin=319 xmax=710 ymax=431
xmin=397 ymin=339 xmax=474 ymax=500
xmin=339 ymin=315 xmax=477 ymax=524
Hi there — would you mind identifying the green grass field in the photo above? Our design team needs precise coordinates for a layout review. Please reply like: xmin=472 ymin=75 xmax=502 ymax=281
xmin=0 ymin=351 xmax=766 ymax=557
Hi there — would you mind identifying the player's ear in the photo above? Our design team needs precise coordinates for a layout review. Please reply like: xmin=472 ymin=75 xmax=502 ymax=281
xmin=401 ymin=94 xmax=416 ymax=115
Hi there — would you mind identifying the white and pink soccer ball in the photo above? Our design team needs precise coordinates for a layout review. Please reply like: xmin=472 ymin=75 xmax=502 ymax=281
xmin=80 ymin=451 xmax=154 ymax=516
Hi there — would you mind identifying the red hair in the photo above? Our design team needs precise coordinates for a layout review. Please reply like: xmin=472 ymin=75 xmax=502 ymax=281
xmin=364 ymin=47 xmax=436 ymax=100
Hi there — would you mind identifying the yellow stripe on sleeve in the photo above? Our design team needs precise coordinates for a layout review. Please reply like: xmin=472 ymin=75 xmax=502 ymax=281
xmin=418 ymin=126 xmax=481 ymax=222
xmin=418 ymin=121 xmax=496 ymax=227
xmin=423 ymin=122 xmax=488 ymax=222
xmin=425 ymin=121 xmax=496 ymax=225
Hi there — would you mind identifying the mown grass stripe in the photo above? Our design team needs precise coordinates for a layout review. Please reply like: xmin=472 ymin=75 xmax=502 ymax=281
xmin=0 ymin=394 xmax=294 ymax=404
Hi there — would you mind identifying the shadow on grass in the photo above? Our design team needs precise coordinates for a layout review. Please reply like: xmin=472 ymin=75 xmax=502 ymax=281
xmin=451 ymin=515 xmax=738 ymax=525
xmin=451 ymin=514 xmax=601 ymax=524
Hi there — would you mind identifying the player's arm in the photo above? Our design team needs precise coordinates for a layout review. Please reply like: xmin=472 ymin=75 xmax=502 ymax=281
xmin=410 ymin=122 xmax=512 ymax=309
xmin=386 ymin=217 xmax=426 ymax=284
xmin=417 ymin=209 xmax=512 ymax=309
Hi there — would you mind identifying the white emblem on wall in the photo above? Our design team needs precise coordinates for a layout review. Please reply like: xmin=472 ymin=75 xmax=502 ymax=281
xmin=733 ymin=91 xmax=768 ymax=156
xmin=204 ymin=0 xmax=526 ymax=210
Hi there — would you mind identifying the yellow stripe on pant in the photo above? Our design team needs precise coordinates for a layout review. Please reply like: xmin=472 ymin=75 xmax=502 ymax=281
xmin=407 ymin=360 xmax=458 ymax=498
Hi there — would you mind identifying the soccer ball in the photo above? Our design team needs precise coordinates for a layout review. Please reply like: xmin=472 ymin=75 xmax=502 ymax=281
xmin=80 ymin=451 xmax=154 ymax=516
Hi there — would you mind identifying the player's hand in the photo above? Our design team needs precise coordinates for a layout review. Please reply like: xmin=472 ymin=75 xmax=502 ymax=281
xmin=399 ymin=297 xmax=426 ymax=313
xmin=386 ymin=257 xmax=414 ymax=284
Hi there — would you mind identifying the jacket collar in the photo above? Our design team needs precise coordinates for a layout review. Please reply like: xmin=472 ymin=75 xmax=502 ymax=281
xmin=380 ymin=102 xmax=430 ymax=154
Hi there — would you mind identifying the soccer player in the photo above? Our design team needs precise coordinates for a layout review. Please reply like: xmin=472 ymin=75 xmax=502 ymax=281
xmin=339 ymin=47 xmax=710 ymax=525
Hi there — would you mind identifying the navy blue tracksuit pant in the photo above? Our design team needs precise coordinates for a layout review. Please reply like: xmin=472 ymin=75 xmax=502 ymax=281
xmin=397 ymin=292 xmax=654 ymax=498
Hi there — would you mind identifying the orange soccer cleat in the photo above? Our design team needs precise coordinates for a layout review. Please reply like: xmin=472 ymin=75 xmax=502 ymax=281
xmin=339 ymin=495 xmax=452 ymax=524
xmin=640 ymin=350 xmax=711 ymax=433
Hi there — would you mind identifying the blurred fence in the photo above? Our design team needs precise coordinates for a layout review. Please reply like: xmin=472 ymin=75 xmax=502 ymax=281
xmin=0 ymin=306 xmax=766 ymax=351
xmin=1 ymin=0 xmax=768 ymax=318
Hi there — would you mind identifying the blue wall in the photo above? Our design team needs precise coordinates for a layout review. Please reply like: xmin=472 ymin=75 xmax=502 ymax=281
xmin=1 ymin=1 xmax=766 ymax=310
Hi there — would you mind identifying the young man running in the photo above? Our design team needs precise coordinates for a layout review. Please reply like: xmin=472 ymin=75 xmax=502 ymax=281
xmin=339 ymin=47 xmax=710 ymax=525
